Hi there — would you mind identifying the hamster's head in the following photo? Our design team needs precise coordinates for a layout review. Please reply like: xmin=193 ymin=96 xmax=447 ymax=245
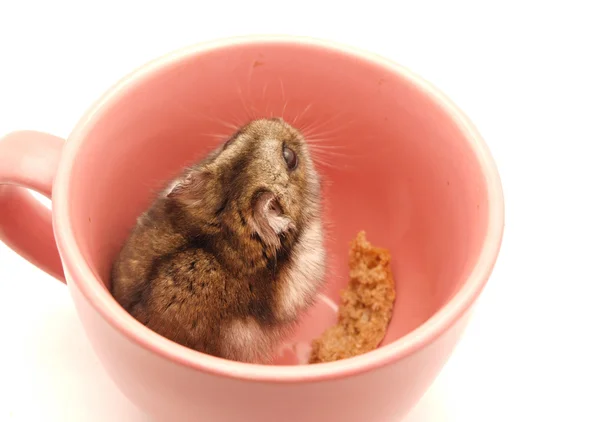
xmin=166 ymin=118 xmax=322 ymax=251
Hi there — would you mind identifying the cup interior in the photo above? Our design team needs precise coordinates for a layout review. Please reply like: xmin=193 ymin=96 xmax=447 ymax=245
xmin=66 ymin=40 xmax=490 ymax=363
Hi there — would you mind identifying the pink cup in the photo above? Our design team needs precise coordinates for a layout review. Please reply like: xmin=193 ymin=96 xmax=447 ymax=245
xmin=0 ymin=36 xmax=504 ymax=421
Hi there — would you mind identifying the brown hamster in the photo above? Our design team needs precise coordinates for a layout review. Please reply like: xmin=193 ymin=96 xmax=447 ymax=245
xmin=110 ymin=118 xmax=326 ymax=364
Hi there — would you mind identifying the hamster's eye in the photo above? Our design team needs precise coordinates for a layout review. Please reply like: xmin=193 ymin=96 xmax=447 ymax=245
xmin=282 ymin=145 xmax=298 ymax=170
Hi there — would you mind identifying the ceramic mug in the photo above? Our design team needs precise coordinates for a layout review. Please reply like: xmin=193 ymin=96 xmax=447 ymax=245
xmin=0 ymin=36 xmax=504 ymax=421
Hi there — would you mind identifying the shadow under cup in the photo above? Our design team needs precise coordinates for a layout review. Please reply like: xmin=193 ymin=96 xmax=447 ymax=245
xmin=70 ymin=41 xmax=489 ymax=364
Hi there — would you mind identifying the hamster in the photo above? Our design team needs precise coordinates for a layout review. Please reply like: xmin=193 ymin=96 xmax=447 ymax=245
xmin=110 ymin=117 xmax=326 ymax=364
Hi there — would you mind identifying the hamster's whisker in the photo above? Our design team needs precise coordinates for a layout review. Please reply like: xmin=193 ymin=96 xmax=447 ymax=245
xmin=311 ymin=156 xmax=343 ymax=171
xmin=306 ymin=144 xmax=346 ymax=153
xmin=279 ymin=77 xmax=285 ymax=97
xmin=308 ymin=139 xmax=362 ymax=161
xmin=309 ymin=148 xmax=342 ymax=159
xmin=304 ymin=125 xmax=351 ymax=140
xmin=264 ymin=92 xmax=273 ymax=117
xmin=298 ymin=110 xmax=348 ymax=135
xmin=312 ymin=157 xmax=354 ymax=172
xmin=305 ymin=140 xmax=346 ymax=150
xmin=250 ymin=105 xmax=261 ymax=119
xmin=302 ymin=116 xmax=351 ymax=136
xmin=309 ymin=149 xmax=354 ymax=161
xmin=178 ymin=104 xmax=240 ymax=132
xmin=306 ymin=142 xmax=347 ymax=151
xmin=278 ymin=78 xmax=290 ymax=120
xmin=293 ymin=103 xmax=313 ymax=125
xmin=281 ymin=100 xmax=289 ymax=120
xmin=308 ymin=150 xmax=352 ymax=161
xmin=221 ymin=109 xmax=249 ymax=128
xmin=236 ymin=82 xmax=257 ymax=121
xmin=202 ymin=133 xmax=230 ymax=141
xmin=309 ymin=145 xmax=356 ymax=165
xmin=259 ymin=80 xmax=274 ymax=117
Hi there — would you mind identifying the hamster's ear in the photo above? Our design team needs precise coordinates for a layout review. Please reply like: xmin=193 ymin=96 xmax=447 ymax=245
xmin=166 ymin=169 xmax=210 ymax=201
xmin=251 ymin=191 xmax=295 ymax=249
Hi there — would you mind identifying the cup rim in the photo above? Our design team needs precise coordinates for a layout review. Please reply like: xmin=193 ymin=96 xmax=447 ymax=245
xmin=52 ymin=34 xmax=505 ymax=383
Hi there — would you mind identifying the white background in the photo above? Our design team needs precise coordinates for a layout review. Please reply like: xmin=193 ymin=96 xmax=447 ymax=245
xmin=1 ymin=1 xmax=599 ymax=421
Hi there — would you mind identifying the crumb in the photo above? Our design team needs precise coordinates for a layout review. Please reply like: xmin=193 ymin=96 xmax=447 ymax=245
xmin=309 ymin=231 xmax=396 ymax=363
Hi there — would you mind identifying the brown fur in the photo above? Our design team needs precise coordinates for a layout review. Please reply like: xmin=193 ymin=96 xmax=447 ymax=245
xmin=110 ymin=118 xmax=326 ymax=363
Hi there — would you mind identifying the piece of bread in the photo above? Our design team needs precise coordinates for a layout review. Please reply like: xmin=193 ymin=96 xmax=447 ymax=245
xmin=309 ymin=231 xmax=396 ymax=364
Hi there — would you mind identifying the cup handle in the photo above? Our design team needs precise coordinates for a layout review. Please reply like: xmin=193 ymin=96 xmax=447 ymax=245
xmin=0 ymin=130 xmax=66 ymax=282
